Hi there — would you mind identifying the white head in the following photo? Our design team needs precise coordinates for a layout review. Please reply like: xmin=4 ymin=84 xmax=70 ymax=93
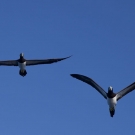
xmin=20 ymin=53 xmax=24 ymax=57
xmin=108 ymin=86 xmax=113 ymax=92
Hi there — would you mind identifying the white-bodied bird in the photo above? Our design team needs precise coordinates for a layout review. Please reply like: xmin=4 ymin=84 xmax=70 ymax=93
xmin=0 ymin=53 xmax=71 ymax=77
xmin=71 ymin=74 xmax=135 ymax=117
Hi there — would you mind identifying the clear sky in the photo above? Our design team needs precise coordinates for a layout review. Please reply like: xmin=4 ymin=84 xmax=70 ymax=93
xmin=0 ymin=0 xmax=135 ymax=135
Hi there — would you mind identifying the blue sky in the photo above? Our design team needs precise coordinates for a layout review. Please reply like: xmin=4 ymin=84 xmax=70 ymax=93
xmin=0 ymin=0 xmax=135 ymax=134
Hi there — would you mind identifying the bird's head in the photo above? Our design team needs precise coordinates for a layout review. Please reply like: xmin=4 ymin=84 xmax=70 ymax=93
xmin=108 ymin=86 xmax=113 ymax=92
xmin=20 ymin=53 xmax=24 ymax=57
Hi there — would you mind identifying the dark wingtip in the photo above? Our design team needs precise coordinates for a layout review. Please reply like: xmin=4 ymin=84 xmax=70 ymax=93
xmin=65 ymin=55 xmax=72 ymax=59
xmin=70 ymin=74 xmax=79 ymax=78
xmin=60 ymin=55 xmax=72 ymax=61
xmin=70 ymin=74 xmax=74 ymax=77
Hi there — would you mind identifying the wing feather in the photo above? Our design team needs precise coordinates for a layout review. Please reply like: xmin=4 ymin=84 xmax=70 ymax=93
xmin=0 ymin=60 xmax=18 ymax=66
xmin=71 ymin=74 xmax=107 ymax=99
xmin=26 ymin=56 xmax=71 ymax=66
xmin=116 ymin=82 xmax=135 ymax=101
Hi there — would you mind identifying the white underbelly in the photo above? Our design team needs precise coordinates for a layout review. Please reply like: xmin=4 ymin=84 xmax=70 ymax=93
xmin=18 ymin=62 xmax=26 ymax=70
xmin=107 ymin=97 xmax=117 ymax=108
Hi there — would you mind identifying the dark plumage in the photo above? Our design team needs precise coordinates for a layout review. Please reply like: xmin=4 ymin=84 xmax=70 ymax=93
xmin=0 ymin=53 xmax=71 ymax=76
xmin=70 ymin=73 xmax=135 ymax=117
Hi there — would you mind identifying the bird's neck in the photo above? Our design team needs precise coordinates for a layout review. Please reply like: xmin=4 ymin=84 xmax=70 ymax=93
xmin=108 ymin=91 xmax=113 ymax=94
xmin=20 ymin=56 xmax=24 ymax=59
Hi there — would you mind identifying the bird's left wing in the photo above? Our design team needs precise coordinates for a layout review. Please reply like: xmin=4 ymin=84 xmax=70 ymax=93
xmin=116 ymin=82 xmax=135 ymax=101
xmin=71 ymin=74 xmax=107 ymax=99
xmin=26 ymin=56 xmax=71 ymax=66
xmin=0 ymin=60 xmax=18 ymax=66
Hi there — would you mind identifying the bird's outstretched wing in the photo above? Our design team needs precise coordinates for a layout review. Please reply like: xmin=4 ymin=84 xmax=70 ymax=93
xmin=71 ymin=74 xmax=107 ymax=99
xmin=0 ymin=60 xmax=18 ymax=66
xmin=116 ymin=82 xmax=135 ymax=101
xmin=26 ymin=56 xmax=72 ymax=66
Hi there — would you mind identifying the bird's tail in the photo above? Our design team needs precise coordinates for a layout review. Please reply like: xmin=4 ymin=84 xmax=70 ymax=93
xmin=109 ymin=107 xmax=115 ymax=117
xmin=19 ymin=70 xmax=27 ymax=77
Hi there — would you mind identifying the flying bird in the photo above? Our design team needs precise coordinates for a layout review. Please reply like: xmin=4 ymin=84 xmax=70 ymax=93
xmin=0 ymin=53 xmax=71 ymax=77
xmin=70 ymin=74 xmax=135 ymax=117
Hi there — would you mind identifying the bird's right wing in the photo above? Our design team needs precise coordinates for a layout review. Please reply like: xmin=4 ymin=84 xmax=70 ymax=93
xmin=116 ymin=82 xmax=135 ymax=101
xmin=71 ymin=74 xmax=107 ymax=99
xmin=26 ymin=56 xmax=71 ymax=66
xmin=0 ymin=60 xmax=18 ymax=66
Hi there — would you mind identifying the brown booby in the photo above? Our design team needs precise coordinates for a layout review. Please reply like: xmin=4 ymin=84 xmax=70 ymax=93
xmin=71 ymin=74 xmax=135 ymax=117
xmin=0 ymin=53 xmax=71 ymax=77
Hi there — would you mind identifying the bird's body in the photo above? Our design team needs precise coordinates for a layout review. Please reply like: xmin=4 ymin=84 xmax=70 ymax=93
xmin=71 ymin=74 xmax=135 ymax=117
xmin=107 ymin=97 xmax=117 ymax=108
xmin=0 ymin=53 xmax=71 ymax=77
xmin=18 ymin=61 xmax=26 ymax=70
xmin=18 ymin=61 xmax=27 ymax=76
